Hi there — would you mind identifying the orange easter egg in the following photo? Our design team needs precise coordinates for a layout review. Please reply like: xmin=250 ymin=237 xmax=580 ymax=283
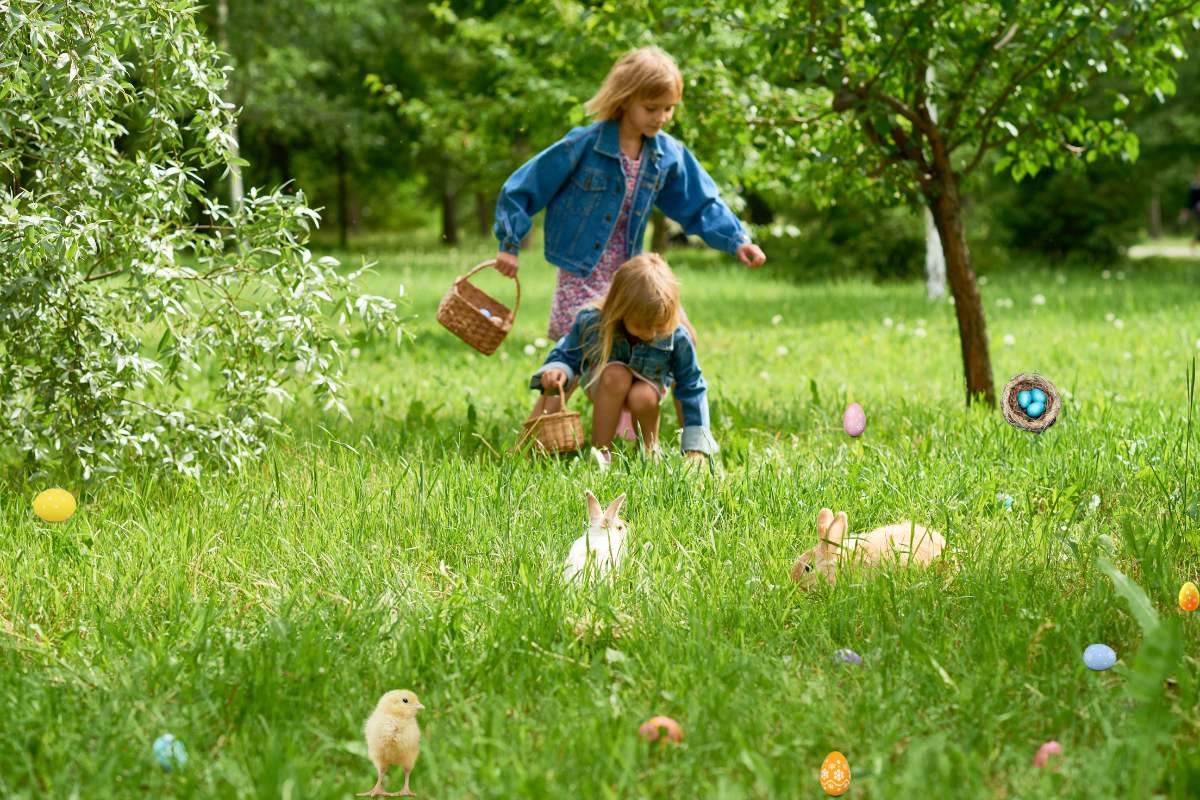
xmin=819 ymin=751 xmax=851 ymax=796
xmin=638 ymin=716 xmax=683 ymax=745
xmin=1180 ymin=581 xmax=1199 ymax=612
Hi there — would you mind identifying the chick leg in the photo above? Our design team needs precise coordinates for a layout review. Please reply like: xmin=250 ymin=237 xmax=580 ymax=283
xmin=357 ymin=764 xmax=394 ymax=797
xmin=398 ymin=767 xmax=415 ymax=797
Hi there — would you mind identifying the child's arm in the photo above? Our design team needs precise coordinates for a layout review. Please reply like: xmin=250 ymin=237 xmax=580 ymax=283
xmin=495 ymin=127 xmax=592 ymax=259
xmin=669 ymin=329 xmax=719 ymax=456
xmin=655 ymin=143 xmax=758 ymax=263
xmin=529 ymin=313 xmax=589 ymax=392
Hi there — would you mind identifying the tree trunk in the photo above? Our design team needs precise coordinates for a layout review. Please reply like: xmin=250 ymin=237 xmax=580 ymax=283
xmin=336 ymin=146 xmax=349 ymax=249
xmin=1149 ymin=194 xmax=1162 ymax=239
xmin=925 ymin=171 xmax=995 ymax=407
xmin=441 ymin=188 xmax=459 ymax=246
xmin=651 ymin=208 xmax=669 ymax=252
xmin=476 ymin=191 xmax=491 ymax=238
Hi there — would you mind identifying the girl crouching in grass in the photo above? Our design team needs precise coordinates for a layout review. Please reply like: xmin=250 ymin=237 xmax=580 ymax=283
xmin=530 ymin=253 xmax=717 ymax=466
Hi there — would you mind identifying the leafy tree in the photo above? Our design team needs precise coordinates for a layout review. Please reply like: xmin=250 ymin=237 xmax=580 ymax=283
xmin=0 ymin=0 xmax=399 ymax=481
xmin=692 ymin=0 xmax=1197 ymax=405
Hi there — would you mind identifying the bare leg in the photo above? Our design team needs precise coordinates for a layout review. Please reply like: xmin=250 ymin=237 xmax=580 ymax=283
xmin=358 ymin=765 xmax=391 ymax=797
xmin=527 ymin=383 xmax=575 ymax=420
xmin=591 ymin=364 xmax=632 ymax=451
xmin=399 ymin=767 xmax=415 ymax=797
xmin=627 ymin=381 xmax=661 ymax=455
xmin=673 ymin=391 xmax=684 ymax=428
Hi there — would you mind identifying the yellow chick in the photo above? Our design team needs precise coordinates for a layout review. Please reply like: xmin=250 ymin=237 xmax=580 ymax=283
xmin=359 ymin=689 xmax=424 ymax=797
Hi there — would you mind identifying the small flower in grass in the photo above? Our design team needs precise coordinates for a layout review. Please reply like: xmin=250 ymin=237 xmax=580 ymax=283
xmin=776 ymin=345 xmax=789 ymax=356
xmin=896 ymin=322 xmax=906 ymax=332
xmin=759 ymin=370 xmax=771 ymax=381
xmin=996 ymin=492 xmax=1014 ymax=511
xmin=1195 ymin=338 xmax=1200 ymax=350
xmin=1102 ymin=269 xmax=1112 ymax=280
xmin=534 ymin=337 xmax=548 ymax=348
xmin=771 ymin=314 xmax=783 ymax=325
xmin=1032 ymin=294 xmax=1046 ymax=306
xmin=500 ymin=352 xmax=509 ymax=361
xmin=914 ymin=327 xmax=927 ymax=338
xmin=350 ymin=347 xmax=361 ymax=359
xmin=996 ymin=297 xmax=1014 ymax=308
xmin=1003 ymin=334 xmax=1016 ymax=346
xmin=979 ymin=275 xmax=989 ymax=286
xmin=523 ymin=344 xmax=536 ymax=356
xmin=1113 ymin=318 xmax=1124 ymax=330
xmin=1123 ymin=352 xmax=1132 ymax=360
xmin=1088 ymin=494 xmax=1101 ymax=512
xmin=883 ymin=317 xmax=894 ymax=327
xmin=1105 ymin=312 xmax=1115 ymax=322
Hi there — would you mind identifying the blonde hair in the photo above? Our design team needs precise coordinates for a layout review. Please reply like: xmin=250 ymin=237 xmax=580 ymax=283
xmin=585 ymin=46 xmax=684 ymax=121
xmin=584 ymin=253 xmax=682 ymax=387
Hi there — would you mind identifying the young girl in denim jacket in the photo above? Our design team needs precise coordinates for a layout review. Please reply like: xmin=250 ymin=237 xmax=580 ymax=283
xmin=495 ymin=46 xmax=764 ymax=428
xmin=531 ymin=254 xmax=716 ymax=465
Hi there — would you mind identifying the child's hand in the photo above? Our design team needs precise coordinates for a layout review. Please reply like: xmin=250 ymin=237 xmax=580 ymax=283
xmin=540 ymin=370 xmax=566 ymax=391
xmin=736 ymin=243 xmax=766 ymax=269
xmin=683 ymin=450 xmax=707 ymax=464
xmin=496 ymin=251 xmax=519 ymax=278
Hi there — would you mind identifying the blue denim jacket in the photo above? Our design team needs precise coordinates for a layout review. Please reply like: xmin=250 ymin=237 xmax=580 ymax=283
xmin=495 ymin=120 xmax=751 ymax=277
xmin=530 ymin=308 xmax=719 ymax=454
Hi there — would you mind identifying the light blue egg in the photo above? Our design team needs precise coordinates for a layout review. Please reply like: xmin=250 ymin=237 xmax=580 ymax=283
xmin=153 ymin=733 xmax=188 ymax=770
xmin=1083 ymin=643 xmax=1116 ymax=671
xmin=1026 ymin=401 xmax=1045 ymax=418
xmin=479 ymin=307 xmax=492 ymax=318
xmin=1031 ymin=388 xmax=1046 ymax=405
xmin=1017 ymin=390 xmax=1032 ymax=409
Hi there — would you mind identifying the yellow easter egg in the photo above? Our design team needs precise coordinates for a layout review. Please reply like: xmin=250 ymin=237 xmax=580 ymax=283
xmin=1180 ymin=581 xmax=1199 ymax=612
xmin=819 ymin=751 xmax=851 ymax=796
xmin=32 ymin=488 xmax=76 ymax=522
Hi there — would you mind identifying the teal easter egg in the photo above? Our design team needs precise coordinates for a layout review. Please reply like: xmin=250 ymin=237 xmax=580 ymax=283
xmin=1083 ymin=643 xmax=1116 ymax=671
xmin=1031 ymin=387 xmax=1046 ymax=405
xmin=1017 ymin=390 xmax=1032 ymax=409
xmin=1026 ymin=401 xmax=1045 ymax=418
xmin=153 ymin=733 xmax=188 ymax=770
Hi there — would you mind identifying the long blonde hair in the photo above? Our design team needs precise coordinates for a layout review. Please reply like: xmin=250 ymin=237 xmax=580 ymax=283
xmin=584 ymin=254 xmax=683 ymax=386
xmin=585 ymin=46 xmax=684 ymax=121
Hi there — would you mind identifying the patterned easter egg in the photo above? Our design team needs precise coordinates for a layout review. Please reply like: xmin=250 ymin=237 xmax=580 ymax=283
xmin=1032 ymin=740 xmax=1062 ymax=768
xmin=842 ymin=403 xmax=867 ymax=437
xmin=832 ymin=648 xmax=862 ymax=665
xmin=1179 ymin=581 xmax=1199 ymax=612
xmin=32 ymin=488 xmax=76 ymax=522
xmin=819 ymin=751 xmax=851 ymax=796
xmin=638 ymin=716 xmax=683 ymax=745
xmin=1083 ymin=643 xmax=1116 ymax=671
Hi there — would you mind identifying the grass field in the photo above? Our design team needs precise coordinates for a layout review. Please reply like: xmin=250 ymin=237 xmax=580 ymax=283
xmin=4 ymin=245 xmax=1200 ymax=798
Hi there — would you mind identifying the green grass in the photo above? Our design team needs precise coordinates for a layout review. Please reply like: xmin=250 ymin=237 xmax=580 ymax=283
xmin=4 ymin=246 xmax=1200 ymax=798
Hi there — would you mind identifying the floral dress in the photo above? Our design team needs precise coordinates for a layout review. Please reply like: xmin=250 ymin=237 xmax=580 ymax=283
xmin=547 ymin=150 xmax=642 ymax=339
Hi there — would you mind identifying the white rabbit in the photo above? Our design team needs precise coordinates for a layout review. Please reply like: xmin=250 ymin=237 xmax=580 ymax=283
xmin=790 ymin=507 xmax=945 ymax=589
xmin=563 ymin=490 xmax=628 ymax=582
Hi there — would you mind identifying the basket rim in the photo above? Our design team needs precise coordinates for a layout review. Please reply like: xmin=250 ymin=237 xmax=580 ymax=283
xmin=451 ymin=258 xmax=522 ymax=317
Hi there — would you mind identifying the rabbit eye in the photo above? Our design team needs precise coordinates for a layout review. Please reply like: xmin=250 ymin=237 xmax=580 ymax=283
xmin=402 ymin=698 xmax=409 ymax=703
xmin=804 ymin=563 xmax=813 ymax=572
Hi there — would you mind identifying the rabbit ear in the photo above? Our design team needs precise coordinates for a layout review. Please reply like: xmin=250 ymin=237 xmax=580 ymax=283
xmin=826 ymin=512 xmax=849 ymax=546
xmin=816 ymin=508 xmax=834 ymax=538
xmin=604 ymin=493 xmax=627 ymax=522
xmin=585 ymin=490 xmax=603 ymax=524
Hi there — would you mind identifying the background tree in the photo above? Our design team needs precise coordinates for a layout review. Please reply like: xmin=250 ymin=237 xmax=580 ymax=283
xmin=0 ymin=0 xmax=399 ymax=481
xmin=691 ymin=0 xmax=1197 ymax=405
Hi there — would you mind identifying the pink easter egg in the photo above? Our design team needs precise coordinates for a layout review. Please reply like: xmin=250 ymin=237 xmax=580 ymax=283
xmin=1032 ymin=740 xmax=1062 ymax=768
xmin=842 ymin=403 xmax=867 ymax=437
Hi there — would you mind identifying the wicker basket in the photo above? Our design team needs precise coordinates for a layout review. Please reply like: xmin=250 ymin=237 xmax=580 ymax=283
xmin=436 ymin=259 xmax=520 ymax=355
xmin=516 ymin=385 xmax=585 ymax=455
xmin=1002 ymin=372 xmax=1061 ymax=433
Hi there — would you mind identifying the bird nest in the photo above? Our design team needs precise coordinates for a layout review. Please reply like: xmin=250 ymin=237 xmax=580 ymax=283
xmin=1002 ymin=372 xmax=1061 ymax=433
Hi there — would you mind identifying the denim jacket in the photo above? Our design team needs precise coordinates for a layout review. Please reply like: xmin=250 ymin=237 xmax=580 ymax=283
xmin=529 ymin=308 xmax=719 ymax=455
xmin=495 ymin=120 xmax=751 ymax=277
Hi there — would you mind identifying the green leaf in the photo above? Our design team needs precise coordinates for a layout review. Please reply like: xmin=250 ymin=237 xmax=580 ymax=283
xmin=1096 ymin=556 xmax=1160 ymax=636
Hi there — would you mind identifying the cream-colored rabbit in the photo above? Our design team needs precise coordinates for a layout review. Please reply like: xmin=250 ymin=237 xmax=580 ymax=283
xmin=790 ymin=508 xmax=945 ymax=589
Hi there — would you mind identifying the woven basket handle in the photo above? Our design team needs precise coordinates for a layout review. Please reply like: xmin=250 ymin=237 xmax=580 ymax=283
xmin=512 ymin=382 xmax=568 ymax=453
xmin=457 ymin=259 xmax=522 ymax=318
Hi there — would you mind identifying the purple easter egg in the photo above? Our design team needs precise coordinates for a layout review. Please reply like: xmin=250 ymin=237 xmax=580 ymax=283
xmin=843 ymin=403 xmax=867 ymax=437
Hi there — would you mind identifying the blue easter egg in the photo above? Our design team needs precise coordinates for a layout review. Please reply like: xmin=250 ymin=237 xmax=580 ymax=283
xmin=479 ymin=307 xmax=492 ymax=318
xmin=833 ymin=648 xmax=862 ymax=665
xmin=1026 ymin=401 xmax=1045 ymax=418
xmin=1083 ymin=643 xmax=1116 ymax=671
xmin=1017 ymin=390 xmax=1032 ymax=409
xmin=153 ymin=733 xmax=188 ymax=770
xmin=1031 ymin=388 xmax=1047 ymax=405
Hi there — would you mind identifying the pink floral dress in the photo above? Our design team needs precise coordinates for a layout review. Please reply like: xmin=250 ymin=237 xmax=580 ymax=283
xmin=548 ymin=150 xmax=642 ymax=339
